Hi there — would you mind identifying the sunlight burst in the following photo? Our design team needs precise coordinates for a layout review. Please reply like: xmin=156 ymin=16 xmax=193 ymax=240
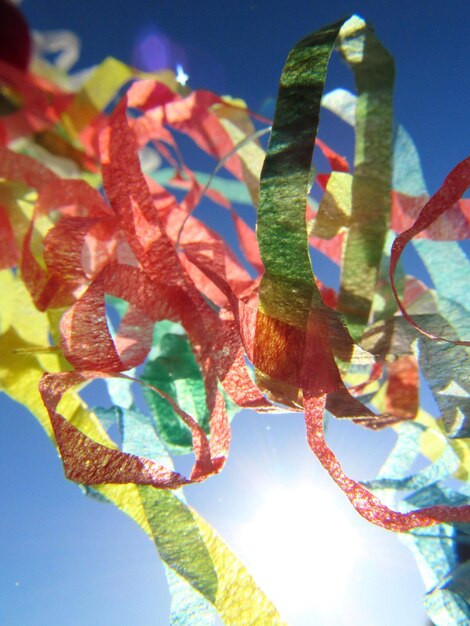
xmin=237 ymin=483 xmax=363 ymax=618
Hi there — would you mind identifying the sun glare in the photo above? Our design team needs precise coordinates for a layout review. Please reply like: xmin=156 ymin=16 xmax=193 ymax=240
xmin=236 ymin=483 xmax=363 ymax=620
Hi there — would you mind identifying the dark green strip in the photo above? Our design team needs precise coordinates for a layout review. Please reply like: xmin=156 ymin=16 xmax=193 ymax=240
xmin=257 ymin=19 xmax=346 ymax=327
xmin=337 ymin=19 xmax=395 ymax=339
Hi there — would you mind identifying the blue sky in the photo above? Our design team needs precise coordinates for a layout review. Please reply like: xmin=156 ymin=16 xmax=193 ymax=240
xmin=2 ymin=1 xmax=470 ymax=624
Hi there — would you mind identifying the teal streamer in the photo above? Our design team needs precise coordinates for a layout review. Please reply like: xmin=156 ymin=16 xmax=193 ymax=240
xmin=363 ymin=420 xmax=459 ymax=501
xmin=392 ymin=125 xmax=427 ymax=196
xmin=95 ymin=374 xmax=217 ymax=626
xmin=405 ymin=486 xmax=470 ymax=626
xmin=142 ymin=322 xmax=210 ymax=454
xmin=412 ymin=307 xmax=470 ymax=438
xmin=369 ymin=420 xmax=470 ymax=625
xmin=424 ymin=582 xmax=470 ymax=626
xmin=118 ymin=403 xmax=216 ymax=626
xmin=414 ymin=240 xmax=470 ymax=319
xmin=152 ymin=168 xmax=252 ymax=206
xmin=391 ymin=125 xmax=470 ymax=437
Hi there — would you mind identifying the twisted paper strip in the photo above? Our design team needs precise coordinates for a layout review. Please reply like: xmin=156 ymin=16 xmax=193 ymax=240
xmin=1 ymin=9 xmax=469 ymax=624
xmin=252 ymin=16 xmax=470 ymax=530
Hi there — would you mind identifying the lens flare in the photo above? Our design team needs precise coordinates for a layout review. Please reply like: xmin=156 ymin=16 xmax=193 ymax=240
xmin=132 ymin=24 xmax=186 ymax=73
xmin=237 ymin=483 xmax=362 ymax=619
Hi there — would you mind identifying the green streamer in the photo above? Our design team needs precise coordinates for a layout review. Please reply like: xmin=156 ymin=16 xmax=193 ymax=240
xmin=97 ymin=381 xmax=217 ymax=625
xmin=336 ymin=17 xmax=395 ymax=339
xmin=142 ymin=322 xmax=210 ymax=453
xmin=257 ymin=19 xmax=345 ymax=326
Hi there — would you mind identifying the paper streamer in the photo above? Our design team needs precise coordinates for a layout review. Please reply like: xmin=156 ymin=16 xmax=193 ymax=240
xmin=0 ymin=269 xmax=285 ymax=625
xmin=1 ymin=8 xmax=469 ymax=625
xmin=253 ymin=15 xmax=470 ymax=530
xmin=390 ymin=157 xmax=470 ymax=347
xmin=364 ymin=416 xmax=470 ymax=625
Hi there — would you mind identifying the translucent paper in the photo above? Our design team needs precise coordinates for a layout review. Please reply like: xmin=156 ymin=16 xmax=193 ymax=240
xmin=1 ymin=11 xmax=469 ymax=624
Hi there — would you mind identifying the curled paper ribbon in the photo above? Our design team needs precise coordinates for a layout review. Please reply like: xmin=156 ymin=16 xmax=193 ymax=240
xmin=1 ymin=8 xmax=469 ymax=624
xmin=390 ymin=156 xmax=470 ymax=346
xmin=252 ymin=15 xmax=470 ymax=529
xmin=0 ymin=13 xmax=468 ymax=529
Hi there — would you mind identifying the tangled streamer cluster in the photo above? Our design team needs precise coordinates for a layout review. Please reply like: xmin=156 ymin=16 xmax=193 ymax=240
xmin=1 ymin=6 xmax=469 ymax=624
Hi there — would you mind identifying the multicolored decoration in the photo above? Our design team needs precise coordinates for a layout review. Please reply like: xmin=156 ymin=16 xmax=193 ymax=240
xmin=1 ymin=7 xmax=469 ymax=623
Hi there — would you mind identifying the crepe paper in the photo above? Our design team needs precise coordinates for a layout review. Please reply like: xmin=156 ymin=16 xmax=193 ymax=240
xmin=141 ymin=320 xmax=239 ymax=454
xmin=400 ymin=523 xmax=470 ymax=625
xmin=370 ymin=412 xmax=468 ymax=501
xmin=142 ymin=324 xmax=211 ymax=453
xmin=0 ymin=184 xmax=22 ymax=268
xmin=0 ymin=53 xmax=96 ymax=169
xmin=40 ymin=365 xmax=239 ymax=487
xmin=21 ymin=116 xmax=248 ymax=483
xmin=3 ymin=77 xmax=268 ymax=482
xmin=254 ymin=17 xmax=371 ymax=413
xmin=390 ymin=156 xmax=470 ymax=347
xmin=383 ymin=354 xmax=419 ymax=420
xmin=304 ymin=393 xmax=470 ymax=531
xmin=131 ymin=73 xmax=347 ymax=255
xmin=251 ymin=17 xmax=383 ymax=422
xmin=62 ymin=57 xmax=179 ymax=139
xmin=414 ymin=240 xmax=470 ymax=317
xmin=153 ymin=168 xmax=253 ymax=206
xmin=0 ymin=271 xmax=283 ymax=626
xmin=334 ymin=18 xmax=394 ymax=340
xmin=105 ymin=345 xmax=274 ymax=622
xmin=172 ymin=125 xmax=271 ymax=252
xmin=417 ymin=414 xmax=470 ymax=484
xmin=0 ymin=270 xmax=115 ymax=444
xmin=95 ymin=387 xmax=284 ymax=626
xmin=370 ymin=230 xmax=406 ymax=325
xmin=13 ymin=286 xmax=264 ymax=624
xmin=216 ymin=117 xmax=267 ymax=207
xmin=310 ymin=171 xmax=352 ymax=239
xmin=0 ymin=59 xmax=74 ymax=144
xmin=152 ymin=244 xmax=272 ymax=414
xmin=393 ymin=126 xmax=470 ymax=240
xmin=93 ymin=403 xmax=216 ymax=626
xmin=0 ymin=0 xmax=31 ymax=71
xmin=325 ymin=90 xmax=470 ymax=243
xmin=38 ymin=234 xmax=232 ymax=484
xmin=392 ymin=192 xmax=470 ymax=241
xmin=2 ymin=10 xmax=470 ymax=625
xmin=321 ymin=87 xmax=356 ymax=127
xmin=94 ymin=480 xmax=287 ymax=625
xmin=391 ymin=116 xmax=470 ymax=342
xmin=366 ymin=416 xmax=470 ymax=624
xmin=410 ymin=519 xmax=470 ymax=626
xmin=1 ymin=10 xmax=467 ymax=528
xmin=252 ymin=16 xmax=395 ymax=416
xmin=0 ymin=142 xmax=59 ymax=188
xmin=361 ymin=308 xmax=470 ymax=439
xmin=166 ymin=568 xmax=217 ymax=626
xmin=315 ymin=136 xmax=349 ymax=176
xmin=425 ymin=579 xmax=470 ymax=626
xmin=393 ymin=125 xmax=428 ymax=197
xmin=413 ymin=306 xmax=470 ymax=438
xmin=429 ymin=560 xmax=470 ymax=623
xmin=99 ymin=101 xmax=234 ymax=473
xmin=364 ymin=427 xmax=461 ymax=495
xmin=32 ymin=30 xmax=81 ymax=73
xmin=139 ymin=485 xmax=287 ymax=626
xmin=108 ymin=390 xmax=217 ymax=626
xmin=253 ymin=15 xmax=470 ymax=531
xmin=128 ymin=85 xmax=293 ymax=275
xmin=129 ymin=85 xmax=248 ymax=183
xmin=100 ymin=91 xmax=262 ymax=352
xmin=33 ymin=128 xmax=98 ymax=173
